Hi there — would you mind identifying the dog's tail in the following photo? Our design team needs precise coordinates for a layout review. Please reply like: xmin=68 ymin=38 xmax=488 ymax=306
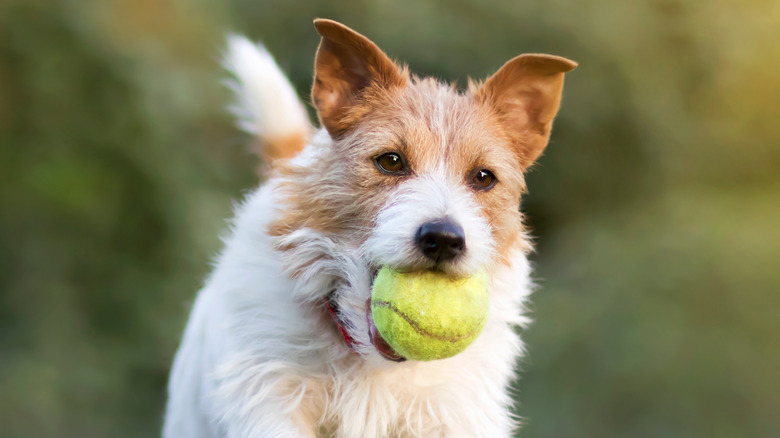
xmin=224 ymin=35 xmax=312 ymax=164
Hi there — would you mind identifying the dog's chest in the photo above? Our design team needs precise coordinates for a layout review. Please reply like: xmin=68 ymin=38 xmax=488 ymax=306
xmin=297 ymin=362 xmax=463 ymax=438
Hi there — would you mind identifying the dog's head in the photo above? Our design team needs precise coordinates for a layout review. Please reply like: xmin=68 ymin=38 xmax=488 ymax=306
xmin=268 ymin=19 xmax=575 ymax=364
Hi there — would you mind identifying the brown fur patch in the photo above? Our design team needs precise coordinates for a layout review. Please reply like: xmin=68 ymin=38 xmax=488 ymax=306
xmin=270 ymin=20 xmax=575 ymax=267
xmin=255 ymin=131 xmax=308 ymax=169
xmin=269 ymin=76 xmax=532 ymax=263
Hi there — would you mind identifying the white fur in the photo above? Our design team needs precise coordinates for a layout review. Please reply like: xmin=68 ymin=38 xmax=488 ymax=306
xmin=164 ymin=38 xmax=535 ymax=438
xmin=224 ymin=36 xmax=311 ymax=140
xmin=364 ymin=170 xmax=496 ymax=279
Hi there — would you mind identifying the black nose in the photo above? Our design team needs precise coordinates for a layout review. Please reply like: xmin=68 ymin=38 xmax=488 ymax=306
xmin=415 ymin=220 xmax=466 ymax=263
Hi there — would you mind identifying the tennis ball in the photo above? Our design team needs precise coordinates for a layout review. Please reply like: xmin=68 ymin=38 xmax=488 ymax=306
xmin=370 ymin=267 xmax=489 ymax=361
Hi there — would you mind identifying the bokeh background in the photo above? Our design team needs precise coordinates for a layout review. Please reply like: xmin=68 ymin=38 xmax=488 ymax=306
xmin=1 ymin=0 xmax=778 ymax=437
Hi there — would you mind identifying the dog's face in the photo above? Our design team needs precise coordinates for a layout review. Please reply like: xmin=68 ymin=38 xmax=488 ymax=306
xmin=269 ymin=19 xmax=575 ymax=363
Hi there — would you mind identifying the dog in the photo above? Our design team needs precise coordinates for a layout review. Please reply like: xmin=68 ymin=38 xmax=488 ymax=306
xmin=163 ymin=18 xmax=576 ymax=438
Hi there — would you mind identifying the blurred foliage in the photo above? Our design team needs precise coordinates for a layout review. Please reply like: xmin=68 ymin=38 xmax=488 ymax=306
xmin=0 ymin=0 xmax=778 ymax=437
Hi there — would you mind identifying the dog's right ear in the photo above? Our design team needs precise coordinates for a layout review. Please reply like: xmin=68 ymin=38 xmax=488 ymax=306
xmin=312 ymin=19 xmax=407 ymax=137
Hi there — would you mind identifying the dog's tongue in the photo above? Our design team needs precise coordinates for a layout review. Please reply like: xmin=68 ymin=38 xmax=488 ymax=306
xmin=366 ymin=299 xmax=406 ymax=362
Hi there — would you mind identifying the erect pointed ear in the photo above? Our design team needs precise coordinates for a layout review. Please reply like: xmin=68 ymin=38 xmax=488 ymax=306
xmin=311 ymin=19 xmax=407 ymax=137
xmin=474 ymin=54 xmax=577 ymax=169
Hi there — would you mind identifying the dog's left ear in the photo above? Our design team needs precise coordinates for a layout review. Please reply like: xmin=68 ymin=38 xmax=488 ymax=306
xmin=474 ymin=54 xmax=577 ymax=170
xmin=312 ymin=19 xmax=407 ymax=137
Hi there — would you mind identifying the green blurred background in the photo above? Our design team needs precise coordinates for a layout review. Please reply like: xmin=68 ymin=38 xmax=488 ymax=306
xmin=1 ymin=0 xmax=778 ymax=437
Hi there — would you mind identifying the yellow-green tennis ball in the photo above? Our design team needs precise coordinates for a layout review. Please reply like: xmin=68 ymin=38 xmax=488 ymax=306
xmin=370 ymin=267 xmax=489 ymax=361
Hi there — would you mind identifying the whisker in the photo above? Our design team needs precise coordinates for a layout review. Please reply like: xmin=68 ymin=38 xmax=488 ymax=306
xmin=487 ymin=205 xmax=516 ymax=226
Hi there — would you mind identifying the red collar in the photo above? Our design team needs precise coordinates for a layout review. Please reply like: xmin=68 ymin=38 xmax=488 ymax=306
xmin=324 ymin=294 xmax=359 ymax=354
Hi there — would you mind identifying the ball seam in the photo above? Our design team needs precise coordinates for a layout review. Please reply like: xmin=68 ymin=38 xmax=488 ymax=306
xmin=371 ymin=300 xmax=483 ymax=343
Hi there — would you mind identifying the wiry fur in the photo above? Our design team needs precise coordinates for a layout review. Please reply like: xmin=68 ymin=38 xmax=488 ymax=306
xmin=164 ymin=20 xmax=574 ymax=438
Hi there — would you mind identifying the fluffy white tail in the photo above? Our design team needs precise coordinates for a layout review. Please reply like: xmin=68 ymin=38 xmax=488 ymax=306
xmin=223 ymin=35 xmax=311 ymax=162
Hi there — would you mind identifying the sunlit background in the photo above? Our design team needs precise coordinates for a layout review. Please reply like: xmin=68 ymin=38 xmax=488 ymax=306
xmin=1 ymin=0 xmax=778 ymax=437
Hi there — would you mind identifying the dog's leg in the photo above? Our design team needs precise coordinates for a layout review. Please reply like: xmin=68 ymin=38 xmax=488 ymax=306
xmin=163 ymin=292 xmax=221 ymax=438
xmin=165 ymin=289 xmax=319 ymax=438
xmin=214 ymin=366 xmax=319 ymax=438
xmin=221 ymin=409 xmax=316 ymax=438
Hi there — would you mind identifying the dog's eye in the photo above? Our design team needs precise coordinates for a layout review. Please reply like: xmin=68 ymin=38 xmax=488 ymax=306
xmin=375 ymin=152 xmax=406 ymax=174
xmin=471 ymin=169 xmax=497 ymax=191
